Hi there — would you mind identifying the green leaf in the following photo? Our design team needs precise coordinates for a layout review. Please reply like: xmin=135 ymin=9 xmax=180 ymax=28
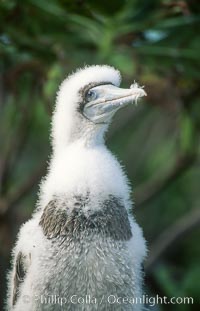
xmin=180 ymin=114 xmax=194 ymax=153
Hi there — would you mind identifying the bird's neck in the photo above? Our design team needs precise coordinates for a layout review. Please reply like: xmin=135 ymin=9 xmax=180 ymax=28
xmin=39 ymin=141 xmax=131 ymax=210
xmin=53 ymin=116 xmax=109 ymax=153
xmin=70 ymin=123 xmax=107 ymax=148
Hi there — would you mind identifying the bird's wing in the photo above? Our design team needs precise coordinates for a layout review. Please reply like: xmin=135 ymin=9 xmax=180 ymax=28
xmin=39 ymin=195 xmax=132 ymax=241
xmin=12 ymin=251 xmax=28 ymax=306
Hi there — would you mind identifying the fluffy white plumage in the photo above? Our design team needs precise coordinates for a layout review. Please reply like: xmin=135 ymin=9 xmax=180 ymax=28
xmin=52 ymin=65 xmax=121 ymax=152
xmin=7 ymin=65 xmax=147 ymax=311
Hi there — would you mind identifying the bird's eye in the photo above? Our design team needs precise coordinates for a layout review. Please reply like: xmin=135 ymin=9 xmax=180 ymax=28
xmin=85 ymin=90 xmax=97 ymax=102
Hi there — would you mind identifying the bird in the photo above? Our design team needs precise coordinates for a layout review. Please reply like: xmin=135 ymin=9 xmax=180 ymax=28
xmin=7 ymin=65 xmax=147 ymax=311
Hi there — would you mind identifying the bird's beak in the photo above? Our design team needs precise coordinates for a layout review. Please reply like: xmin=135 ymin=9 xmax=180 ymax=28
xmin=83 ymin=83 xmax=147 ymax=123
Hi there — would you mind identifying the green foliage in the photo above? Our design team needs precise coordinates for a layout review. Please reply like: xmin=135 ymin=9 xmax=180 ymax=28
xmin=0 ymin=0 xmax=200 ymax=310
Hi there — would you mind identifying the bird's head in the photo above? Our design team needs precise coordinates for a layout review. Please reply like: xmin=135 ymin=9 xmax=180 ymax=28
xmin=52 ymin=65 xmax=146 ymax=152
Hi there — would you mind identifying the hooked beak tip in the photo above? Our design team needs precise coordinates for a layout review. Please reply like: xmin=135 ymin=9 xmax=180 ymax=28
xmin=143 ymin=90 xmax=147 ymax=96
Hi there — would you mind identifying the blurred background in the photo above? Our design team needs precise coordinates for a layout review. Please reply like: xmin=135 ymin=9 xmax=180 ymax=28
xmin=0 ymin=0 xmax=200 ymax=310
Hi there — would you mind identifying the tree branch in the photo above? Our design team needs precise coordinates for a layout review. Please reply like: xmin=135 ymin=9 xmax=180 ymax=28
xmin=0 ymin=161 xmax=47 ymax=217
xmin=145 ymin=207 xmax=200 ymax=272
xmin=134 ymin=153 xmax=196 ymax=208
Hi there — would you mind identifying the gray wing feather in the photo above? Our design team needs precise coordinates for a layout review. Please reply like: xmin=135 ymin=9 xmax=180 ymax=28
xmin=12 ymin=251 xmax=27 ymax=306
